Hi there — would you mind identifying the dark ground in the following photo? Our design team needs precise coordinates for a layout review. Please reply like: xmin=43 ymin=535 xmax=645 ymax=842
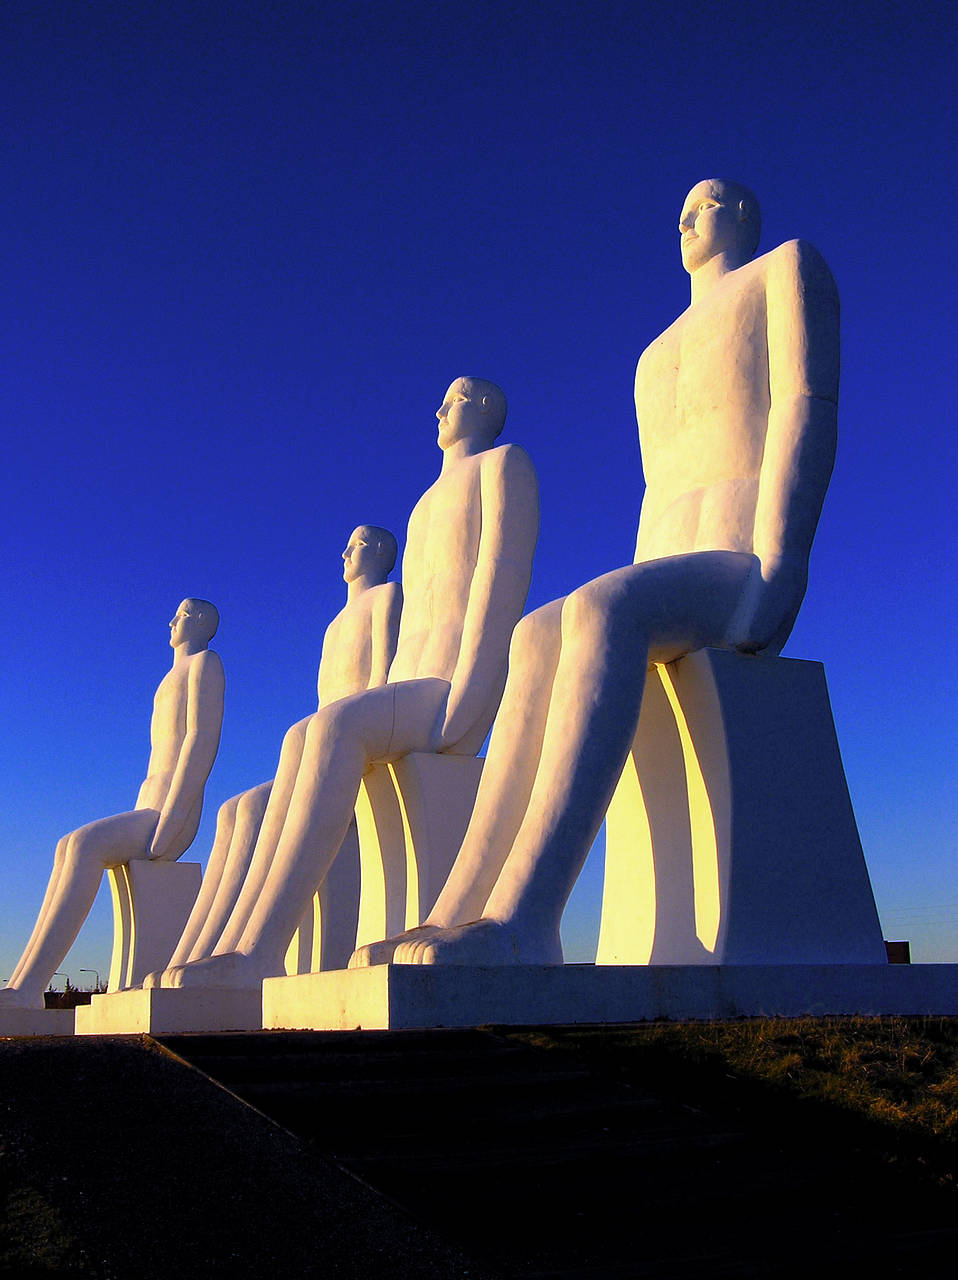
xmin=2 ymin=1022 xmax=957 ymax=1278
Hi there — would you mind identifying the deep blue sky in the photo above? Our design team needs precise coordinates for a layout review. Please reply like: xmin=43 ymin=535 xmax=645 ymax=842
xmin=2 ymin=0 xmax=955 ymax=984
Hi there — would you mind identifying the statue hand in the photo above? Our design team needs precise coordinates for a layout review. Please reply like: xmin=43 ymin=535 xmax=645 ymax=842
xmin=426 ymin=689 xmax=454 ymax=753
xmin=725 ymin=555 xmax=807 ymax=655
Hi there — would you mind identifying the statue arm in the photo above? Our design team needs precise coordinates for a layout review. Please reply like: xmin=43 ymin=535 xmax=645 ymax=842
xmin=149 ymin=650 xmax=226 ymax=860
xmin=438 ymin=444 xmax=539 ymax=750
xmin=368 ymin=582 xmax=402 ymax=689
xmin=730 ymin=240 xmax=840 ymax=654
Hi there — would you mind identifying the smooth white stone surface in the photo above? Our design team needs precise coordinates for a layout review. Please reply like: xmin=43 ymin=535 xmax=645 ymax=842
xmin=0 ymin=1008 xmax=76 ymax=1037
xmin=0 ymin=599 xmax=223 ymax=1009
xmin=284 ymin=820 xmax=362 ymax=975
xmin=354 ymin=753 xmax=484 ymax=948
xmin=361 ymin=181 xmax=849 ymax=970
xmin=164 ymin=530 xmax=401 ymax=984
xmin=598 ymin=650 xmax=886 ymax=966
xmin=169 ymin=378 xmax=538 ymax=991
xmin=107 ymin=860 xmax=202 ymax=990
xmin=75 ymin=986 xmax=262 ymax=1035
xmin=263 ymin=964 xmax=958 ymax=1032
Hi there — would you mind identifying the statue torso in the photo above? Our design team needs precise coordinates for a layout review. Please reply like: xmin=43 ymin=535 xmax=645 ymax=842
xmin=388 ymin=452 xmax=486 ymax=684
xmin=634 ymin=254 xmax=771 ymax=562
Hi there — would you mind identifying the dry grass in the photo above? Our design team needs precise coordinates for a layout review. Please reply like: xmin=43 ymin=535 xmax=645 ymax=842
xmin=508 ymin=1016 xmax=958 ymax=1188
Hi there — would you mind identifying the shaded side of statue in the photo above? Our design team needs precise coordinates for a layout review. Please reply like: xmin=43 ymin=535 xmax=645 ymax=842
xmin=149 ymin=526 xmax=401 ymax=983
xmin=0 ymin=600 xmax=225 ymax=1008
xmin=352 ymin=178 xmax=841 ymax=967
xmin=165 ymin=377 xmax=539 ymax=989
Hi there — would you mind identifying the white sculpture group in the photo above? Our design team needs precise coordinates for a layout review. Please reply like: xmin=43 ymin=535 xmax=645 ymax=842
xmin=3 ymin=179 xmax=884 ymax=1019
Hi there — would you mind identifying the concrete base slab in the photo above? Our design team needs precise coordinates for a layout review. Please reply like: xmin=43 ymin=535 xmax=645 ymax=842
xmin=75 ymin=987 xmax=262 ymax=1035
xmin=263 ymin=963 xmax=958 ymax=1031
xmin=0 ymin=1008 xmax=76 ymax=1037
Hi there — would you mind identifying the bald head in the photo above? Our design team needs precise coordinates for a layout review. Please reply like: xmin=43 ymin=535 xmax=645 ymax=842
xmin=170 ymin=598 xmax=219 ymax=651
xmin=342 ymin=525 xmax=399 ymax=585
xmin=358 ymin=525 xmax=398 ymax=576
xmin=679 ymin=179 xmax=761 ymax=273
xmin=183 ymin=598 xmax=219 ymax=642
xmin=436 ymin=376 xmax=508 ymax=454
xmin=456 ymin=377 xmax=507 ymax=438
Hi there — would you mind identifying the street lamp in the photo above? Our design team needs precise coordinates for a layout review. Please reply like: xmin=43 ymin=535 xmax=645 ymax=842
xmin=52 ymin=971 xmax=70 ymax=990
xmin=79 ymin=968 xmax=100 ymax=990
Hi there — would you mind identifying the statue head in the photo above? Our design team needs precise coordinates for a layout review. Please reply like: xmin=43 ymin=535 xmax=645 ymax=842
xmin=169 ymin=598 xmax=219 ymax=649
xmin=436 ymin=377 xmax=507 ymax=451
xmin=679 ymin=179 xmax=761 ymax=275
xmin=342 ymin=525 xmax=398 ymax=585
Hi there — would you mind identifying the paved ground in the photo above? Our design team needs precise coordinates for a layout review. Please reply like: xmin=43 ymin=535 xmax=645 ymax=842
xmin=0 ymin=1033 xmax=493 ymax=1278
xmin=164 ymin=1026 xmax=958 ymax=1278
xmin=2 ymin=1026 xmax=957 ymax=1277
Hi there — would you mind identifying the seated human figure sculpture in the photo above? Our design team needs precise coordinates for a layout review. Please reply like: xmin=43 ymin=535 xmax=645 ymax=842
xmin=0 ymin=600 xmax=224 ymax=1009
xmin=165 ymin=377 xmax=539 ymax=990
xmin=352 ymin=178 xmax=841 ymax=967
xmin=150 ymin=527 xmax=400 ymax=983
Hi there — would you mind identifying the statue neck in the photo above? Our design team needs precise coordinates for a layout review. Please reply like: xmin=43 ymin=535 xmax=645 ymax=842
xmin=172 ymin=641 xmax=206 ymax=664
xmin=346 ymin=573 xmax=385 ymax=603
xmin=689 ymin=249 xmax=750 ymax=305
xmin=440 ymin=434 xmax=493 ymax=472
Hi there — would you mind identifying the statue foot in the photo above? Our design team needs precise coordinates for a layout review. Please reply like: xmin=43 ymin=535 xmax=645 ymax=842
xmin=159 ymin=965 xmax=189 ymax=988
xmin=392 ymin=918 xmax=562 ymax=966
xmin=166 ymin=951 xmax=267 ymax=990
xmin=0 ymin=986 xmax=45 ymax=1011
xmin=348 ymin=925 xmax=446 ymax=968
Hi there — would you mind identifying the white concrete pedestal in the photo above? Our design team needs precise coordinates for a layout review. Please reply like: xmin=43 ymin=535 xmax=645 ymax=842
xmin=75 ymin=986 xmax=262 ymax=1035
xmin=599 ymin=651 xmax=886 ymax=965
xmin=262 ymin=963 xmax=958 ymax=1031
xmin=0 ymin=1007 xmax=76 ymax=1037
xmin=107 ymin=860 xmax=202 ymax=991
xmin=353 ymin=753 xmax=484 ymax=948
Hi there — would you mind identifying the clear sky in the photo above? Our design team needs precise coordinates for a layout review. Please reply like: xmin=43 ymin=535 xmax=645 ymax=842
xmin=2 ymin=0 xmax=955 ymax=986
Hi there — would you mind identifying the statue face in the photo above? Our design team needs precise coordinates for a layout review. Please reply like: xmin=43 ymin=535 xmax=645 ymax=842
xmin=169 ymin=600 xmax=204 ymax=648
xmin=436 ymin=380 xmax=486 ymax=450
xmin=679 ymin=181 xmax=746 ymax=274
xmin=342 ymin=527 xmax=379 ymax=583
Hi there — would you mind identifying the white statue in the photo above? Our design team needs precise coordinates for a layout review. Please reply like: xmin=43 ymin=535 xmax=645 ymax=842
xmin=0 ymin=600 xmax=224 ymax=1008
xmin=165 ymin=377 xmax=539 ymax=989
xmin=352 ymin=178 xmax=841 ymax=967
xmin=151 ymin=527 xmax=400 ymax=981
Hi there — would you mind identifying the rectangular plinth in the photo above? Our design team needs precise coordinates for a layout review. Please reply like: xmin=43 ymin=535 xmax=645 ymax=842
xmin=263 ymin=963 xmax=958 ymax=1031
xmin=0 ymin=1008 xmax=76 ymax=1037
xmin=75 ymin=987 xmax=262 ymax=1035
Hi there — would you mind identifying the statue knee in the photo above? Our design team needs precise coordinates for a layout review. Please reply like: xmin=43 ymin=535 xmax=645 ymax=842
xmin=219 ymin=792 xmax=244 ymax=824
xmin=62 ymin=826 xmax=101 ymax=867
xmin=237 ymin=783 xmax=270 ymax=824
xmin=282 ymin=717 xmax=310 ymax=755
xmin=510 ymin=601 xmax=561 ymax=665
xmin=561 ymin=582 xmax=611 ymax=639
xmin=306 ymin=699 xmax=353 ymax=749
xmin=563 ymin=579 xmax=645 ymax=648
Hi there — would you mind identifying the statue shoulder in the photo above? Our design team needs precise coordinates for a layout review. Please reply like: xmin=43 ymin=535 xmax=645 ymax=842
xmin=189 ymin=647 xmax=225 ymax=687
xmin=370 ymin=580 xmax=402 ymax=611
xmin=760 ymin=239 xmax=838 ymax=299
xmin=480 ymin=441 xmax=538 ymax=490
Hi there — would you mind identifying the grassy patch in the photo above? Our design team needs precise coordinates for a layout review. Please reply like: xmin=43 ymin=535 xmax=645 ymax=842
xmin=504 ymin=1016 xmax=958 ymax=1188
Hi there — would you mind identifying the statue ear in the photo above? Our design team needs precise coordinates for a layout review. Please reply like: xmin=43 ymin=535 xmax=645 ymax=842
xmin=480 ymin=395 xmax=490 ymax=414
xmin=737 ymin=200 xmax=748 ymax=223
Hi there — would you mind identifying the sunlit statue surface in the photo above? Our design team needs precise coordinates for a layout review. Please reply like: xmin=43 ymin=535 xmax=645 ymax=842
xmin=151 ymin=527 xmax=400 ymax=982
xmin=0 ymin=600 xmax=224 ymax=1008
xmin=168 ymin=378 xmax=539 ymax=989
xmin=353 ymin=179 xmax=841 ymax=967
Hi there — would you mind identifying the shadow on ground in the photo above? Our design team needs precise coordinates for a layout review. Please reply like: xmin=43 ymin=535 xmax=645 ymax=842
xmin=2 ymin=1023 xmax=957 ymax=1277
